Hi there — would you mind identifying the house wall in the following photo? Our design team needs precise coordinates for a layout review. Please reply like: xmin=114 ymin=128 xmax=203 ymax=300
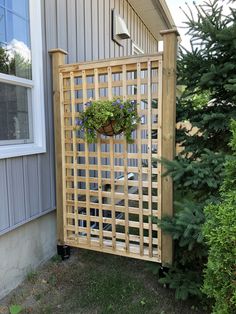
xmin=0 ymin=211 xmax=56 ymax=300
xmin=0 ymin=0 xmax=159 ymax=299
xmin=0 ymin=0 xmax=158 ymax=237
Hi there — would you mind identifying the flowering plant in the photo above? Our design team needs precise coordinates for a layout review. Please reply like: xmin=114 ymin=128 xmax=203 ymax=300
xmin=76 ymin=99 xmax=140 ymax=143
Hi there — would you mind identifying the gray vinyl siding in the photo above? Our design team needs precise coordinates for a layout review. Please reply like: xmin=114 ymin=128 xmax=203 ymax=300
xmin=0 ymin=0 xmax=158 ymax=235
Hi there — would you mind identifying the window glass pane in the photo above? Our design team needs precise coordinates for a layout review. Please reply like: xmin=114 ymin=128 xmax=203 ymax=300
xmin=0 ymin=7 xmax=6 ymax=43
xmin=0 ymin=1 xmax=4 ymax=6
xmin=0 ymin=0 xmax=31 ymax=79
xmin=0 ymin=82 xmax=32 ymax=142
xmin=6 ymin=0 xmax=28 ymax=18
xmin=7 ymin=12 xmax=30 ymax=45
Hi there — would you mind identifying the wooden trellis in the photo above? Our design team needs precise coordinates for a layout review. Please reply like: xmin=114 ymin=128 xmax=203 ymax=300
xmin=50 ymin=29 xmax=178 ymax=265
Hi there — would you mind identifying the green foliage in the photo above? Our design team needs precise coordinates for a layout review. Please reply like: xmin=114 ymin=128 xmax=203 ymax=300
xmin=26 ymin=270 xmax=37 ymax=283
xmin=76 ymin=99 xmax=140 ymax=143
xmin=0 ymin=46 xmax=9 ymax=74
xmin=222 ymin=120 xmax=236 ymax=192
xmin=176 ymin=101 xmax=236 ymax=156
xmin=0 ymin=47 xmax=31 ymax=79
xmin=9 ymin=305 xmax=23 ymax=314
xmin=158 ymin=149 xmax=226 ymax=199
xmin=159 ymin=268 xmax=203 ymax=301
xmin=152 ymin=0 xmax=236 ymax=302
xmin=154 ymin=199 xmax=207 ymax=301
xmin=202 ymin=121 xmax=236 ymax=314
xmin=178 ymin=0 xmax=236 ymax=104
xmin=9 ymin=52 xmax=32 ymax=79
xmin=157 ymin=200 xmax=205 ymax=251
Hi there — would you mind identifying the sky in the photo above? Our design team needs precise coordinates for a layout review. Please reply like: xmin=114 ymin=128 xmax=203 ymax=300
xmin=165 ymin=0 xmax=235 ymax=49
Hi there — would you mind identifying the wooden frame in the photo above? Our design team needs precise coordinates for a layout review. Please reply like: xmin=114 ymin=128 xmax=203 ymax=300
xmin=50 ymin=29 xmax=178 ymax=264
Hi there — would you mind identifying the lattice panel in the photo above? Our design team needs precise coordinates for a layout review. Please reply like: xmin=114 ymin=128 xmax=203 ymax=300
xmin=59 ymin=55 xmax=163 ymax=262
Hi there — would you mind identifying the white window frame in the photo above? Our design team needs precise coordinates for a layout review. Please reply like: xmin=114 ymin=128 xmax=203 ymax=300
xmin=131 ymin=42 xmax=144 ymax=95
xmin=0 ymin=0 xmax=46 ymax=159
xmin=131 ymin=42 xmax=144 ymax=55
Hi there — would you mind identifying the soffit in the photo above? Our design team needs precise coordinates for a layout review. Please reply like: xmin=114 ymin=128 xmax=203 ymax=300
xmin=128 ymin=0 xmax=176 ymax=40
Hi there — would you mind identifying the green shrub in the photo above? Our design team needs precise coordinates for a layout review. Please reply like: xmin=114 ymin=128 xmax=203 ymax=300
xmin=203 ymin=198 xmax=236 ymax=313
xmin=202 ymin=121 xmax=236 ymax=313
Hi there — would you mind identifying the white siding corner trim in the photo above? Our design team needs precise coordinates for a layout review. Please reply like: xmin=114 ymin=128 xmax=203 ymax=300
xmin=0 ymin=0 xmax=46 ymax=159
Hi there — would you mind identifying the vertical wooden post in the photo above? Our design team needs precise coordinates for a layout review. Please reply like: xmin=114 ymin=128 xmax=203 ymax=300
xmin=160 ymin=29 xmax=179 ymax=265
xmin=49 ymin=49 xmax=68 ymax=246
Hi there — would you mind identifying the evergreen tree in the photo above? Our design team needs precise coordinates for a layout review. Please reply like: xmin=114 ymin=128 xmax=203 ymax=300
xmin=152 ymin=0 xmax=236 ymax=302
xmin=0 ymin=46 xmax=9 ymax=74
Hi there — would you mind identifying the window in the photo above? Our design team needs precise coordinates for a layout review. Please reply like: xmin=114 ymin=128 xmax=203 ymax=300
xmin=131 ymin=42 xmax=144 ymax=95
xmin=0 ymin=0 xmax=45 ymax=158
xmin=131 ymin=42 xmax=144 ymax=55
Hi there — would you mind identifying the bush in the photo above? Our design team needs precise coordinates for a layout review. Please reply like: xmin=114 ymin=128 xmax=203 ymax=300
xmin=203 ymin=199 xmax=236 ymax=313
xmin=202 ymin=121 xmax=236 ymax=314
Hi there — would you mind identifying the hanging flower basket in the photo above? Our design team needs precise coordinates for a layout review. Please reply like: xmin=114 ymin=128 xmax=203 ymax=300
xmin=75 ymin=99 xmax=140 ymax=143
xmin=96 ymin=120 xmax=123 ymax=136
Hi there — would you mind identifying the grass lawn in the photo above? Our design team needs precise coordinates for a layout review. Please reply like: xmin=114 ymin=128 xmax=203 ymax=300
xmin=0 ymin=249 xmax=209 ymax=314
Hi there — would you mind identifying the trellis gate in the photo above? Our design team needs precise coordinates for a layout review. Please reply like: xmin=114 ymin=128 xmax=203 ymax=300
xmin=50 ymin=29 xmax=178 ymax=265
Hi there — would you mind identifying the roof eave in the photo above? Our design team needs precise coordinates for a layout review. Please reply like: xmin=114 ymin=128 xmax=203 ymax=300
xmin=128 ymin=0 xmax=177 ymax=41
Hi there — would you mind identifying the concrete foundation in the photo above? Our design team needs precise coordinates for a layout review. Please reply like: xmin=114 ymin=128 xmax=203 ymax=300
xmin=0 ymin=211 xmax=56 ymax=300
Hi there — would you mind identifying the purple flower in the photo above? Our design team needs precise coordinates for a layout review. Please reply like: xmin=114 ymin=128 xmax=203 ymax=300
xmin=76 ymin=118 xmax=83 ymax=126
xmin=116 ymin=99 xmax=121 ymax=104
xmin=120 ymin=104 xmax=124 ymax=109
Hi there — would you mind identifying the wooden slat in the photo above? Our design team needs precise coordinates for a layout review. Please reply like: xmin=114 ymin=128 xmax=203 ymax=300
xmin=136 ymin=62 xmax=144 ymax=256
xmin=147 ymin=61 xmax=153 ymax=258
xmin=64 ymin=151 xmax=155 ymax=159
xmin=66 ymin=203 xmax=160 ymax=218
xmin=107 ymin=66 xmax=116 ymax=250
xmin=94 ymin=68 xmax=103 ymax=248
xmin=62 ymin=76 xmax=159 ymax=91
xmin=157 ymin=59 xmax=163 ymax=259
xmin=63 ymin=109 xmax=159 ymax=118
xmin=64 ymin=138 xmax=159 ymax=145
xmin=82 ymin=70 xmax=91 ymax=244
xmin=59 ymin=73 xmax=67 ymax=243
xmin=64 ymin=77 xmax=74 ymax=240
xmin=70 ymin=72 xmax=79 ymax=238
xmin=63 ymin=123 xmax=159 ymax=131
xmin=63 ymin=93 xmax=159 ymax=105
xmin=65 ymin=238 xmax=161 ymax=263
xmin=61 ymin=58 xmax=159 ymax=74
xmin=65 ymin=177 xmax=158 ymax=189
xmin=60 ymin=63 xmax=159 ymax=78
xmin=65 ymin=188 xmax=158 ymax=202
xmin=59 ymin=53 xmax=162 ymax=72
xmin=64 ymin=163 xmax=159 ymax=174
xmin=122 ymin=64 xmax=129 ymax=252
xmin=64 ymin=223 xmax=158 ymax=245
xmin=67 ymin=217 xmax=158 ymax=231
